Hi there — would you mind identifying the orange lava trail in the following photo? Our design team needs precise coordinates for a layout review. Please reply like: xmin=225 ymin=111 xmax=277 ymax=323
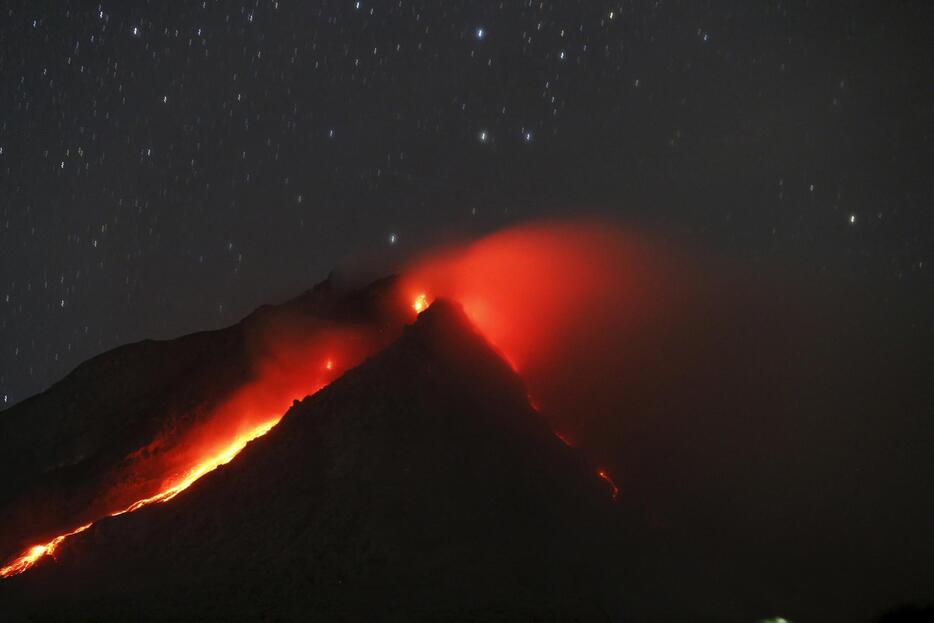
xmin=1 ymin=397 xmax=310 ymax=578
xmin=553 ymin=431 xmax=574 ymax=447
xmin=113 ymin=417 xmax=282 ymax=516
xmin=2 ymin=302 xmax=389 ymax=581
xmin=0 ymin=523 xmax=92 ymax=578
xmin=597 ymin=469 xmax=620 ymax=500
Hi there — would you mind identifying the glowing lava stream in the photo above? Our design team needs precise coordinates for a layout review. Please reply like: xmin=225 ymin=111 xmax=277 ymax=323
xmin=0 ymin=416 xmax=285 ymax=579
xmin=115 ymin=418 xmax=280 ymax=514
xmin=2 ymin=308 xmax=377 ymax=579
xmin=0 ymin=523 xmax=92 ymax=579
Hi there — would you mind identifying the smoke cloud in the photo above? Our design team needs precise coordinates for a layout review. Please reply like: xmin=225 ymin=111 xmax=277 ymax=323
xmin=400 ymin=218 xmax=933 ymax=621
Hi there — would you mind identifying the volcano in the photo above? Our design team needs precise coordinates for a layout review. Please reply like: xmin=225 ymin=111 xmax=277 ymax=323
xmin=0 ymin=288 xmax=620 ymax=621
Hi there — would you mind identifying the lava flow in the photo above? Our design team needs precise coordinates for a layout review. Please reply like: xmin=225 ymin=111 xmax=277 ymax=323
xmin=0 ymin=523 xmax=92 ymax=578
xmin=399 ymin=219 xmax=677 ymax=376
xmin=597 ymin=470 xmax=620 ymax=500
xmin=0 ymin=408 xmax=290 ymax=578
xmin=0 ymin=320 xmax=395 ymax=579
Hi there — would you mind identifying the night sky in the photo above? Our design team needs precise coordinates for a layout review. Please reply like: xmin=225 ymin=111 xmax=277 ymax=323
xmin=0 ymin=1 xmax=931 ymax=407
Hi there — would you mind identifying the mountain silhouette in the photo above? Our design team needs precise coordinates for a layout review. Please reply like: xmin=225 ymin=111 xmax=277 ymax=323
xmin=0 ymin=298 xmax=620 ymax=621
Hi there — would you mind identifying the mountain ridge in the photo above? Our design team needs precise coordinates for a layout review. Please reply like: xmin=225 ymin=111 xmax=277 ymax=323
xmin=1 ymin=298 xmax=621 ymax=621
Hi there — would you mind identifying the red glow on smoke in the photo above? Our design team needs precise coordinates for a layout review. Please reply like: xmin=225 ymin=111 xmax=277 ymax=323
xmin=400 ymin=220 xmax=671 ymax=375
xmin=400 ymin=219 xmax=676 ymax=396
xmin=399 ymin=219 xmax=684 ymax=501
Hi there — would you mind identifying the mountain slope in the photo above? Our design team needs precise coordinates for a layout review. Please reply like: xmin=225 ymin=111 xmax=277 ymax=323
xmin=1 ymin=300 xmax=620 ymax=621
xmin=0 ymin=275 xmax=406 ymax=565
